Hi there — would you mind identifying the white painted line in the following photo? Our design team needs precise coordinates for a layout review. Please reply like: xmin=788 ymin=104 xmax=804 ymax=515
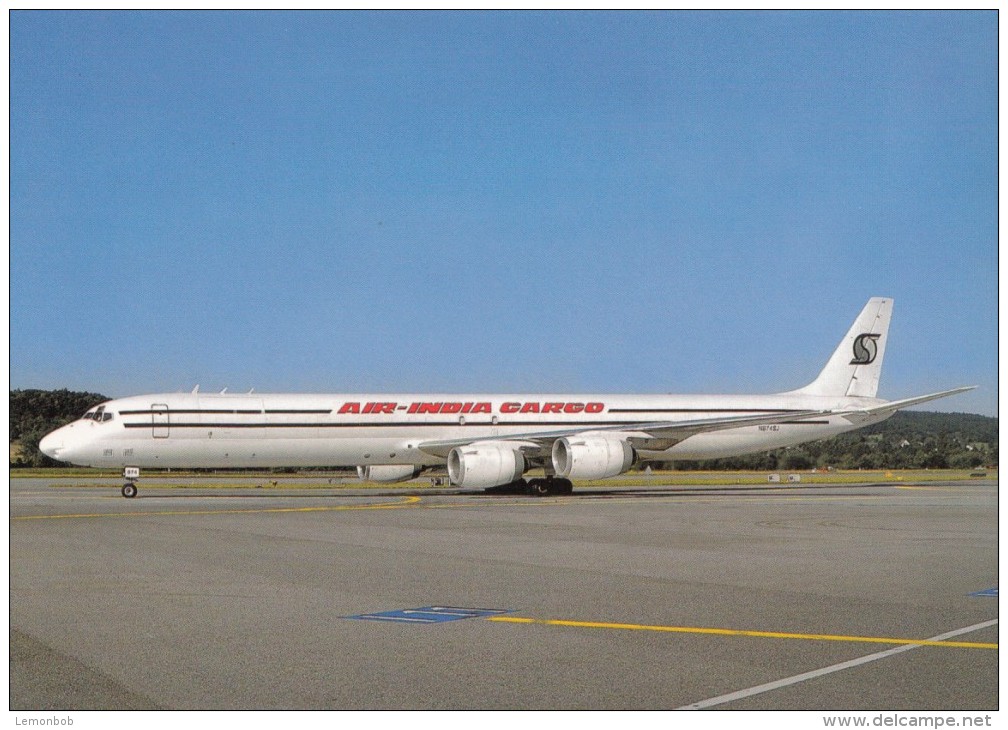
xmin=678 ymin=618 xmax=998 ymax=710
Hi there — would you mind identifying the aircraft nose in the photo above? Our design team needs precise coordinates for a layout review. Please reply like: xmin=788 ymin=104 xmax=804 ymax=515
xmin=39 ymin=430 xmax=64 ymax=460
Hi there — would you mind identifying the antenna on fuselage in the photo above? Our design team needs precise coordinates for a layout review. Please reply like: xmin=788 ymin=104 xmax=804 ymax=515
xmin=191 ymin=385 xmax=200 ymax=394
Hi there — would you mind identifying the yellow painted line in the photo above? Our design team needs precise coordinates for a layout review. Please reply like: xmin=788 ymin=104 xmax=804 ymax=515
xmin=488 ymin=616 xmax=998 ymax=649
xmin=11 ymin=495 xmax=422 ymax=521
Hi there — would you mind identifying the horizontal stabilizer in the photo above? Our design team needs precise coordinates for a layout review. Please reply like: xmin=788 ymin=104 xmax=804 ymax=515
xmin=837 ymin=386 xmax=976 ymax=423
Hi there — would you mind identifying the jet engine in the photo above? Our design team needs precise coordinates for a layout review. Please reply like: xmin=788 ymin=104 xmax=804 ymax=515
xmin=447 ymin=443 xmax=525 ymax=489
xmin=357 ymin=465 xmax=422 ymax=483
xmin=552 ymin=435 xmax=636 ymax=480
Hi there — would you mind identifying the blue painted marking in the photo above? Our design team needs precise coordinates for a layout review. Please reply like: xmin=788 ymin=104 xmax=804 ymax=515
xmin=970 ymin=587 xmax=998 ymax=598
xmin=348 ymin=606 xmax=513 ymax=624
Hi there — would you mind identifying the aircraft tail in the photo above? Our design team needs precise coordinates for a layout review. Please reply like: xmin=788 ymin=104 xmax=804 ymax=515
xmin=791 ymin=297 xmax=893 ymax=398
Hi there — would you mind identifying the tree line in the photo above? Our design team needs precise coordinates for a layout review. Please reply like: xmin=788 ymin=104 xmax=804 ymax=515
xmin=8 ymin=389 xmax=998 ymax=470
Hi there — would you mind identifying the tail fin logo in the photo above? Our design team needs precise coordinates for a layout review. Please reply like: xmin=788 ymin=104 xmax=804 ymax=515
xmin=850 ymin=333 xmax=881 ymax=365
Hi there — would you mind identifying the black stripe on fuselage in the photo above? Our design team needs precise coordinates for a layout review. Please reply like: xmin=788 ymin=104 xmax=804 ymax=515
xmin=120 ymin=407 xmax=799 ymax=417
xmin=264 ymin=409 xmax=333 ymax=414
xmin=118 ymin=409 xmax=332 ymax=416
xmin=607 ymin=408 xmax=801 ymax=414
xmin=121 ymin=419 xmax=831 ymax=429
xmin=122 ymin=420 xmax=641 ymax=429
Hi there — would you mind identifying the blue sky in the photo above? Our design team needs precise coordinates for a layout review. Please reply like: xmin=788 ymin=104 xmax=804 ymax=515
xmin=10 ymin=11 xmax=997 ymax=416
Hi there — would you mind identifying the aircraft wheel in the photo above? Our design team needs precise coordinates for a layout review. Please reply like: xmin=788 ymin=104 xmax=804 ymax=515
xmin=122 ymin=483 xmax=138 ymax=499
xmin=527 ymin=479 xmax=551 ymax=497
xmin=557 ymin=478 xmax=574 ymax=495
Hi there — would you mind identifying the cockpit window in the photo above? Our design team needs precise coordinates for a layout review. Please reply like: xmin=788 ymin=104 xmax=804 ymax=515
xmin=82 ymin=405 xmax=113 ymax=423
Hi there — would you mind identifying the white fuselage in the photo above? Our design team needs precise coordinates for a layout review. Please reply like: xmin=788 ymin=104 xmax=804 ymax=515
xmin=41 ymin=390 xmax=890 ymax=470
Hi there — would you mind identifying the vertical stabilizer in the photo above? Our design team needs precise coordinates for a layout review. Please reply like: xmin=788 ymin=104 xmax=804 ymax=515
xmin=792 ymin=298 xmax=893 ymax=398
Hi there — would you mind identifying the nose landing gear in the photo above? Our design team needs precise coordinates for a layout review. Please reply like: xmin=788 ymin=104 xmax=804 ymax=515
xmin=122 ymin=466 xmax=140 ymax=498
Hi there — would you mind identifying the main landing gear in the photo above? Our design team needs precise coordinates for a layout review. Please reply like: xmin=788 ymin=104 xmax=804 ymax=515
xmin=122 ymin=467 xmax=140 ymax=498
xmin=525 ymin=477 xmax=574 ymax=496
xmin=484 ymin=476 xmax=574 ymax=497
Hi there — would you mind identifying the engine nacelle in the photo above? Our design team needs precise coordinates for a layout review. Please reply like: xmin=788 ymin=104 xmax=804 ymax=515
xmin=357 ymin=464 xmax=422 ymax=483
xmin=447 ymin=443 xmax=525 ymax=489
xmin=552 ymin=435 xmax=635 ymax=480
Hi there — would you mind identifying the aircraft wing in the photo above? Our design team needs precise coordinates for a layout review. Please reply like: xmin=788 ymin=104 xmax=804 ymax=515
xmin=416 ymin=409 xmax=831 ymax=459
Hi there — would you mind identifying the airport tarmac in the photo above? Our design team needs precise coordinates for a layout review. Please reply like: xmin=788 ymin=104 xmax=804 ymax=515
xmin=9 ymin=477 xmax=999 ymax=710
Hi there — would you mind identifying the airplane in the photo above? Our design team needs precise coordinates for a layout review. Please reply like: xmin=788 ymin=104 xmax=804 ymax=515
xmin=39 ymin=297 xmax=973 ymax=498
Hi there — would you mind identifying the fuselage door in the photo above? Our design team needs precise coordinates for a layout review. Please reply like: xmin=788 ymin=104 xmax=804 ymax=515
xmin=152 ymin=404 xmax=169 ymax=438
